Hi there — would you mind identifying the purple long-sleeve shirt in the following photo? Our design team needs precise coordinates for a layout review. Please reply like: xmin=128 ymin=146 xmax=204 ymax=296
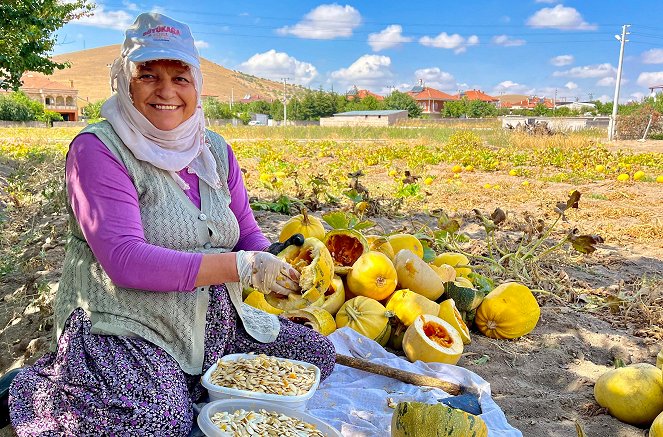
xmin=66 ymin=133 xmax=270 ymax=292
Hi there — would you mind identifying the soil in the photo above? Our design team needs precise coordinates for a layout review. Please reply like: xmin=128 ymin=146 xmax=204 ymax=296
xmin=1 ymin=139 xmax=662 ymax=437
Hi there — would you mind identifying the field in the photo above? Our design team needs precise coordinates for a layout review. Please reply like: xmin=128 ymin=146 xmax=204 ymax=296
xmin=1 ymin=123 xmax=662 ymax=436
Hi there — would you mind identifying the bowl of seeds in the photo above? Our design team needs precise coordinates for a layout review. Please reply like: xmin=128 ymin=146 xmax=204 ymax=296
xmin=201 ymin=353 xmax=321 ymax=411
xmin=197 ymin=399 xmax=342 ymax=437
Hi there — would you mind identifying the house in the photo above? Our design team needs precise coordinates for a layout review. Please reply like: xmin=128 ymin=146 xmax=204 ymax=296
xmin=346 ymin=86 xmax=384 ymax=101
xmin=501 ymin=96 xmax=555 ymax=110
xmin=456 ymin=89 xmax=499 ymax=106
xmin=319 ymin=110 xmax=407 ymax=127
xmin=19 ymin=74 xmax=79 ymax=121
xmin=407 ymin=80 xmax=456 ymax=117
xmin=554 ymin=101 xmax=597 ymax=112
xmin=239 ymin=94 xmax=272 ymax=103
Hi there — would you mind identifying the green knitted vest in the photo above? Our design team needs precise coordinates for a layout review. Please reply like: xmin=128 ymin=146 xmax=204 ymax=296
xmin=55 ymin=121 xmax=240 ymax=374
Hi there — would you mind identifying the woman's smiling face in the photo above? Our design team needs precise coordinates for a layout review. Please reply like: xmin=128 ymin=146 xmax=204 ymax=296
xmin=130 ymin=60 xmax=197 ymax=131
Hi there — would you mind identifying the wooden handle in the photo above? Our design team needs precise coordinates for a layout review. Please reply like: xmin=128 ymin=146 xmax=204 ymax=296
xmin=335 ymin=353 xmax=461 ymax=395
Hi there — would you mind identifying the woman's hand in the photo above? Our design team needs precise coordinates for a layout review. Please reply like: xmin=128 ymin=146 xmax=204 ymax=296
xmin=236 ymin=251 xmax=301 ymax=296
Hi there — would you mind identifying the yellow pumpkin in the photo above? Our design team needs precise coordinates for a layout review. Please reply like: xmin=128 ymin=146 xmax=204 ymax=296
xmin=438 ymin=299 xmax=471 ymax=345
xmin=244 ymin=290 xmax=284 ymax=315
xmin=393 ymin=249 xmax=445 ymax=301
xmin=388 ymin=233 xmax=424 ymax=258
xmin=282 ymin=307 xmax=337 ymax=336
xmin=320 ymin=275 xmax=345 ymax=316
xmin=366 ymin=235 xmax=395 ymax=260
xmin=385 ymin=289 xmax=440 ymax=327
xmin=429 ymin=263 xmax=457 ymax=283
xmin=346 ymin=251 xmax=398 ymax=301
xmin=323 ymin=229 xmax=368 ymax=275
xmin=402 ymin=314 xmax=464 ymax=365
xmin=432 ymin=252 xmax=472 ymax=278
xmin=651 ymin=410 xmax=663 ymax=437
xmin=278 ymin=209 xmax=325 ymax=242
xmin=335 ymin=296 xmax=392 ymax=346
xmin=276 ymin=237 xmax=333 ymax=304
xmin=657 ymin=347 xmax=663 ymax=370
xmin=391 ymin=402 xmax=488 ymax=437
xmin=475 ymin=282 xmax=540 ymax=339
xmin=594 ymin=363 xmax=663 ymax=426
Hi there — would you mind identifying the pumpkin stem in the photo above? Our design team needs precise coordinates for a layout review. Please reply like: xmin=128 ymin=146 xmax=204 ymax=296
xmin=486 ymin=320 xmax=498 ymax=330
xmin=301 ymin=208 xmax=311 ymax=225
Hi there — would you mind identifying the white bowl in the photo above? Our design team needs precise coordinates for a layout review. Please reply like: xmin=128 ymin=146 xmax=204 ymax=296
xmin=201 ymin=353 xmax=321 ymax=411
xmin=197 ymin=399 xmax=342 ymax=437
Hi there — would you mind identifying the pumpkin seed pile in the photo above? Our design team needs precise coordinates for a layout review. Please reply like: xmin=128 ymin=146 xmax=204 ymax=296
xmin=209 ymin=354 xmax=316 ymax=396
xmin=211 ymin=408 xmax=325 ymax=436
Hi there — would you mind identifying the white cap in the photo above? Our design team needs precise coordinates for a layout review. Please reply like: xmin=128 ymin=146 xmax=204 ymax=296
xmin=121 ymin=12 xmax=200 ymax=69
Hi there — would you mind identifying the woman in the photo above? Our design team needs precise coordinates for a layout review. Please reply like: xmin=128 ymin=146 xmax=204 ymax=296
xmin=7 ymin=12 xmax=335 ymax=436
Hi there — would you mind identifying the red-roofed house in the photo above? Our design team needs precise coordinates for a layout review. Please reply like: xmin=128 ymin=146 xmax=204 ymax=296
xmin=19 ymin=73 xmax=79 ymax=121
xmin=346 ymin=86 xmax=384 ymax=101
xmin=407 ymin=80 xmax=457 ymax=116
xmin=457 ymin=89 xmax=499 ymax=106
xmin=501 ymin=96 xmax=555 ymax=110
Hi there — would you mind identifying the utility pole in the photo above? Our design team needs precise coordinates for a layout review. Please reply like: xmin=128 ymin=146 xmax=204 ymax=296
xmin=609 ymin=24 xmax=630 ymax=141
xmin=282 ymin=78 xmax=289 ymax=126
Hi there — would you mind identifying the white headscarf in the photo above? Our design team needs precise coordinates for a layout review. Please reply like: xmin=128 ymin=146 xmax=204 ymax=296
xmin=100 ymin=56 xmax=222 ymax=191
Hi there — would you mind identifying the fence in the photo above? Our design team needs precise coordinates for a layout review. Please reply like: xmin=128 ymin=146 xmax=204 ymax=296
xmin=0 ymin=120 xmax=48 ymax=128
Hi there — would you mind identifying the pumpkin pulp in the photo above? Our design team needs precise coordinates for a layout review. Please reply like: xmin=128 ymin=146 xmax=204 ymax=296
xmin=327 ymin=234 xmax=364 ymax=266
xmin=423 ymin=321 xmax=453 ymax=348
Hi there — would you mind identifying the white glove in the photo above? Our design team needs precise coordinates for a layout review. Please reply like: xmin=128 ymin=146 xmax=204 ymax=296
xmin=236 ymin=250 xmax=301 ymax=296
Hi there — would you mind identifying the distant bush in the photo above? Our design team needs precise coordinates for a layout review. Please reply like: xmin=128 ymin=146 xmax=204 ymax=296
xmin=0 ymin=91 xmax=62 ymax=123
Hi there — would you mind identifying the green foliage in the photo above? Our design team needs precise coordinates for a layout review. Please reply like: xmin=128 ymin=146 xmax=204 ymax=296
xmin=203 ymin=97 xmax=234 ymax=119
xmin=0 ymin=91 xmax=59 ymax=122
xmin=443 ymin=98 xmax=498 ymax=118
xmin=384 ymin=91 xmax=422 ymax=118
xmin=82 ymin=99 xmax=106 ymax=120
xmin=0 ymin=1 xmax=94 ymax=91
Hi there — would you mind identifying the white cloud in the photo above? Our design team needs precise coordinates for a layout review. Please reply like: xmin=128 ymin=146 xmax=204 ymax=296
xmin=194 ymin=40 xmax=210 ymax=49
xmin=492 ymin=35 xmax=526 ymax=47
xmin=637 ymin=71 xmax=663 ymax=87
xmin=122 ymin=1 xmax=138 ymax=11
xmin=550 ymin=55 xmax=574 ymax=66
xmin=565 ymin=81 xmax=578 ymax=90
xmin=330 ymin=55 xmax=393 ymax=89
xmin=492 ymin=80 xmax=534 ymax=95
xmin=596 ymin=77 xmax=615 ymax=87
xmin=413 ymin=68 xmax=457 ymax=91
xmin=368 ymin=25 xmax=412 ymax=51
xmin=239 ymin=50 xmax=318 ymax=86
xmin=73 ymin=5 xmax=134 ymax=30
xmin=553 ymin=63 xmax=616 ymax=78
xmin=277 ymin=4 xmax=361 ymax=39
xmin=419 ymin=32 xmax=479 ymax=54
xmin=642 ymin=49 xmax=663 ymax=64
xmin=378 ymin=83 xmax=412 ymax=95
xmin=596 ymin=94 xmax=611 ymax=103
xmin=630 ymin=92 xmax=645 ymax=102
xmin=526 ymin=5 xmax=597 ymax=31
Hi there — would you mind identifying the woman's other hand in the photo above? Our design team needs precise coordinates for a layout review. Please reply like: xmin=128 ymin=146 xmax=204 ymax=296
xmin=236 ymin=251 xmax=300 ymax=296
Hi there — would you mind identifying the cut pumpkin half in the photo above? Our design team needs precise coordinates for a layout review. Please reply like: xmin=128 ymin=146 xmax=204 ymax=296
xmin=402 ymin=314 xmax=464 ymax=365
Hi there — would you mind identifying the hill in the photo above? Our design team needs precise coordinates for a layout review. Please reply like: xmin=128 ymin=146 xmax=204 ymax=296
xmin=45 ymin=45 xmax=287 ymax=106
xmin=498 ymin=94 xmax=530 ymax=105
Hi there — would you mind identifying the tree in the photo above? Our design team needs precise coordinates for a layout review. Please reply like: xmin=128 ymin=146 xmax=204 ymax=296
xmin=384 ymin=91 xmax=422 ymax=118
xmin=82 ymin=99 xmax=107 ymax=120
xmin=1 ymin=1 xmax=94 ymax=91
xmin=442 ymin=100 xmax=466 ymax=118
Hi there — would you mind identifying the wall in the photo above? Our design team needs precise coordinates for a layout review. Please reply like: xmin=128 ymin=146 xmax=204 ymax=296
xmin=0 ymin=121 xmax=48 ymax=128
xmin=320 ymin=113 xmax=407 ymax=127
xmin=501 ymin=116 xmax=610 ymax=131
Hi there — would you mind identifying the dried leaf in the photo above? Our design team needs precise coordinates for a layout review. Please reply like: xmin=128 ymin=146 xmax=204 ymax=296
xmin=437 ymin=211 xmax=461 ymax=234
xmin=490 ymin=208 xmax=507 ymax=225
xmin=347 ymin=170 xmax=364 ymax=179
xmin=567 ymin=190 xmax=581 ymax=209
xmin=473 ymin=209 xmax=496 ymax=234
xmin=569 ymin=232 xmax=604 ymax=254
xmin=402 ymin=170 xmax=419 ymax=185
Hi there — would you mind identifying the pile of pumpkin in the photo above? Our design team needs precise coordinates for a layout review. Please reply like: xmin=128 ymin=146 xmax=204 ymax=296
xmin=244 ymin=210 xmax=541 ymax=366
xmin=593 ymin=349 xmax=663 ymax=435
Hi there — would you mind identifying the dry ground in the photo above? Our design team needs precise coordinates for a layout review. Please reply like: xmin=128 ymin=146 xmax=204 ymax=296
xmin=1 ymin=137 xmax=662 ymax=437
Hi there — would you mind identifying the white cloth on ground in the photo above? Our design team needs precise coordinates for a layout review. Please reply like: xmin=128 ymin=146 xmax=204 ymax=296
xmin=306 ymin=327 xmax=523 ymax=437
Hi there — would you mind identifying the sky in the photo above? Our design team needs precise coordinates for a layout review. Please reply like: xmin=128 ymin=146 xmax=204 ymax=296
xmin=52 ymin=0 xmax=663 ymax=103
